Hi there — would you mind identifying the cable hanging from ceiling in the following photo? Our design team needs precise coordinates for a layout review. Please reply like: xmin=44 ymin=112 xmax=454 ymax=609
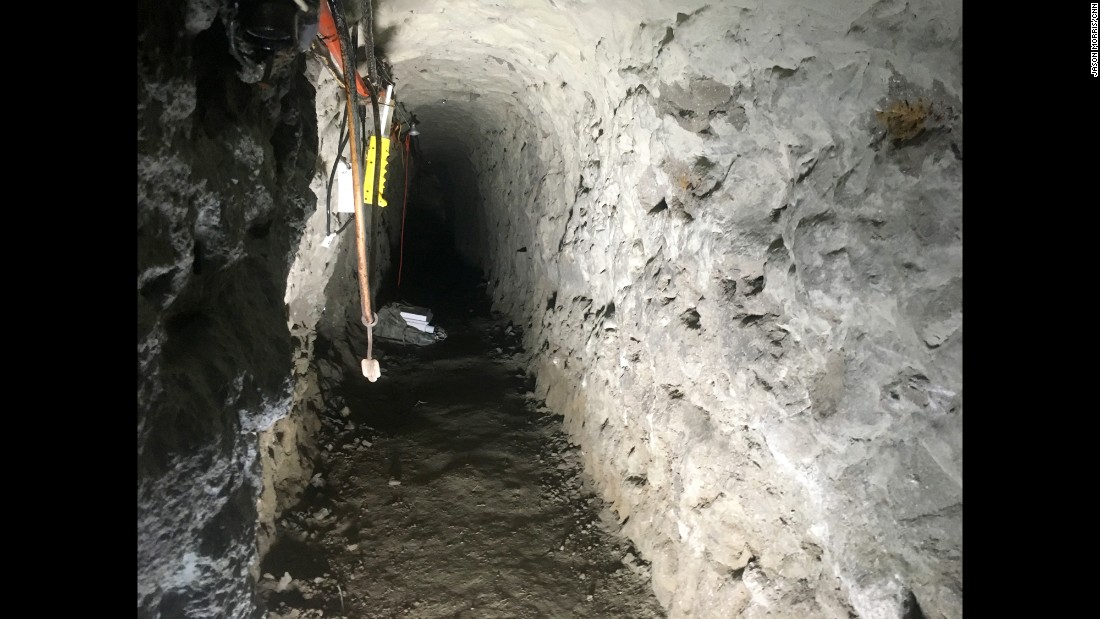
xmin=317 ymin=0 xmax=398 ymax=383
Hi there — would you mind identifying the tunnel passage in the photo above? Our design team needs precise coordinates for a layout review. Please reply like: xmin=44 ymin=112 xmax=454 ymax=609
xmin=265 ymin=98 xmax=672 ymax=614
xmin=139 ymin=1 xmax=962 ymax=618
xmin=264 ymin=172 xmax=668 ymax=615
xmin=375 ymin=160 xmax=484 ymax=315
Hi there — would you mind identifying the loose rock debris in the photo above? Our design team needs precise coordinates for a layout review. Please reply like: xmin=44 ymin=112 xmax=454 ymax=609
xmin=259 ymin=313 xmax=664 ymax=618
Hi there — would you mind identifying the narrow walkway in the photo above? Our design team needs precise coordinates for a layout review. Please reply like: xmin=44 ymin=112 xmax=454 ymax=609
xmin=259 ymin=306 xmax=665 ymax=618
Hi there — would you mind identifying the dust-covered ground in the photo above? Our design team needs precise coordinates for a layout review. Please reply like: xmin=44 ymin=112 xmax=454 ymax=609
xmin=258 ymin=258 xmax=665 ymax=617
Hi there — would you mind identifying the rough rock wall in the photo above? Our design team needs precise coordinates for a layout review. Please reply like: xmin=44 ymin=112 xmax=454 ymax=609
xmin=380 ymin=0 xmax=962 ymax=617
xmin=258 ymin=52 xmax=403 ymax=564
xmin=301 ymin=80 xmax=406 ymax=395
xmin=137 ymin=1 xmax=316 ymax=616
xmin=256 ymin=22 xmax=413 ymax=562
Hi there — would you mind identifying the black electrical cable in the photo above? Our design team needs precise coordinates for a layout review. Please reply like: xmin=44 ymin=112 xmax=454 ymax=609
xmin=325 ymin=112 xmax=350 ymax=236
xmin=311 ymin=38 xmax=351 ymax=95
xmin=328 ymin=0 xmax=360 ymax=161
xmin=336 ymin=214 xmax=355 ymax=234
xmin=328 ymin=0 xmax=376 ymax=323
xmin=362 ymin=0 xmax=378 ymax=96
xmin=316 ymin=2 xmax=389 ymax=301
xmin=312 ymin=32 xmax=357 ymax=240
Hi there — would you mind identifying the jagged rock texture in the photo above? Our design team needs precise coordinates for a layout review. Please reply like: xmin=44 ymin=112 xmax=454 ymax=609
xmin=137 ymin=1 xmax=316 ymax=616
xmin=378 ymin=0 xmax=962 ymax=617
xmin=138 ymin=0 xmax=961 ymax=617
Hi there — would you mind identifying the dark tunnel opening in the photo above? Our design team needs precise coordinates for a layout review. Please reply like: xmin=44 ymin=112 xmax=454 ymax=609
xmin=311 ymin=149 xmax=512 ymax=437
xmin=374 ymin=157 xmax=489 ymax=320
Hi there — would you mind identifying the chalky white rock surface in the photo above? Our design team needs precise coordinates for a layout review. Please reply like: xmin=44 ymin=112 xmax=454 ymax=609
xmin=374 ymin=0 xmax=962 ymax=617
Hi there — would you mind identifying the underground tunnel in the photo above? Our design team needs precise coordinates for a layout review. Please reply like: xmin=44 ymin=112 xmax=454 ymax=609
xmin=137 ymin=1 xmax=962 ymax=617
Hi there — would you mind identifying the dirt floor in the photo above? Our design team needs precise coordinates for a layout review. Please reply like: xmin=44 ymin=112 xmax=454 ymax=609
xmin=258 ymin=253 xmax=666 ymax=617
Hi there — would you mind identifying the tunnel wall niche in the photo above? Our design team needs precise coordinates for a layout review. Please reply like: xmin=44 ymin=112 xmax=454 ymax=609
xmin=384 ymin=0 xmax=963 ymax=617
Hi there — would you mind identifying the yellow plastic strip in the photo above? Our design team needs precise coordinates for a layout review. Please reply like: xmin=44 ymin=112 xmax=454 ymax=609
xmin=363 ymin=136 xmax=391 ymax=207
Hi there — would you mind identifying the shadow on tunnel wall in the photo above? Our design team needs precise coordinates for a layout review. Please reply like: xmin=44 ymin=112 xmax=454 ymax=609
xmin=138 ymin=1 xmax=315 ymax=616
